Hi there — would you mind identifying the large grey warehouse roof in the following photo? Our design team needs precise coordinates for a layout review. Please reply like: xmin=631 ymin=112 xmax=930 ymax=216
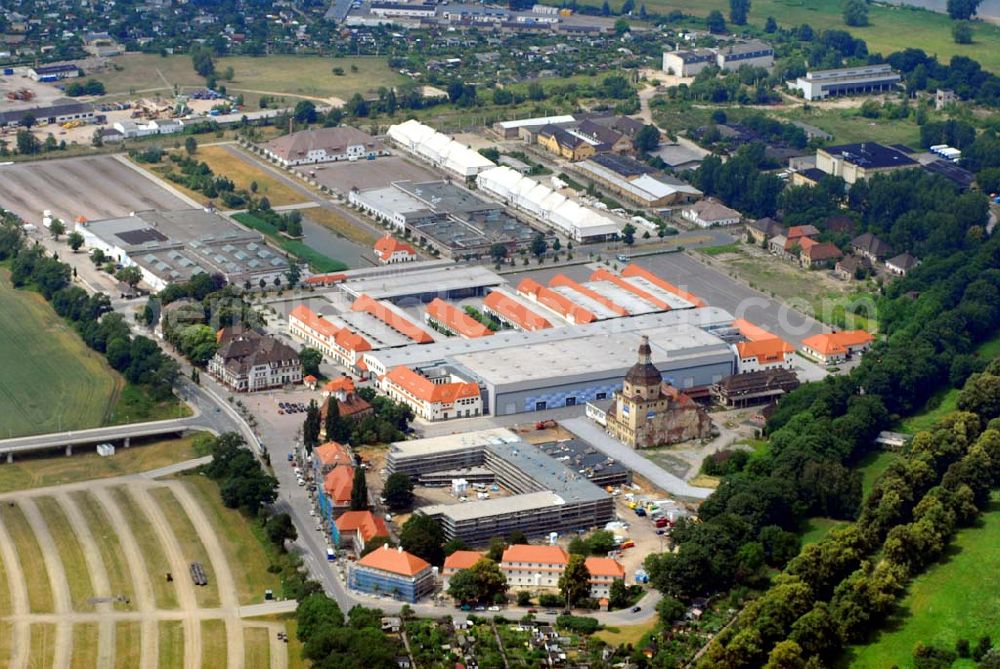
xmin=421 ymin=491 xmax=566 ymax=521
xmin=362 ymin=306 xmax=734 ymax=373
xmin=389 ymin=428 xmax=519 ymax=459
xmin=339 ymin=264 xmax=504 ymax=301
xmin=485 ymin=439 xmax=607 ymax=503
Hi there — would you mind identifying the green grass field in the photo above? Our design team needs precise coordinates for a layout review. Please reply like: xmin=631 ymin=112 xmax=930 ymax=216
xmin=578 ymin=0 xmax=1000 ymax=73
xmin=0 ymin=503 xmax=53 ymax=613
xmin=72 ymin=491 xmax=135 ymax=608
xmin=92 ymin=54 xmax=406 ymax=108
xmin=114 ymin=622 xmax=142 ymax=669
xmin=70 ymin=623 xmax=99 ymax=669
xmin=799 ymin=517 xmax=849 ymax=546
xmin=111 ymin=486 xmax=178 ymax=610
xmin=0 ymin=269 xmax=121 ymax=439
xmin=201 ymin=619 xmax=227 ymax=666
xmin=150 ymin=487 xmax=220 ymax=609
xmin=856 ymin=449 xmax=900 ymax=501
xmin=0 ymin=435 xmax=203 ymax=494
xmin=29 ymin=624 xmax=56 ymax=669
xmin=158 ymin=620 xmax=184 ymax=669
xmin=847 ymin=494 xmax=1000 ymax=668
xmin=244 ymin=627 xmax=271 ymax=669
xmin=35 ymin=498 xmax=95 ymax=609
xmin=775 ymin=106 xmax=922 ymax=148
xmin=184 ymin=477 xmax=280 ymax=605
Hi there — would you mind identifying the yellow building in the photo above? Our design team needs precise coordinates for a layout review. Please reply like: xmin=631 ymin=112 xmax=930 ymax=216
xmin=537 ymin=125 xmax=597 ymax=162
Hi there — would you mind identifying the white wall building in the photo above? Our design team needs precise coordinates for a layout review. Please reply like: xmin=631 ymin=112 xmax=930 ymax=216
xmin=789 ymin=64 xmax=901 ymax=101
xmin=387 ymin=119 xmax=495 ymax=178
xmin=262 ymin=126 xmax=387 ymax=166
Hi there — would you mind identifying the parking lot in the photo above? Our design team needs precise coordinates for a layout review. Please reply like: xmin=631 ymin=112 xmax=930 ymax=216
xmin=0 ymin=155 xmax=187 ymax=224
xmin=310 ymin=154 xmax=440 ymax=194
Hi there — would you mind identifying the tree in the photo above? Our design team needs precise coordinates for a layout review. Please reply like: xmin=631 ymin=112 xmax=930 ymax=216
xmin=115 ymin=265 xmax=143 ymax=289
xmin=184 ymin=136 xmax=198 ymax=155
xmin=399 ymin=514 xmax=445 ymax=566
xmin=489 ymin=243 xmax=508 ymax=263
xmin=958 ymin=371 xmax=1000 ymax=420
xmin=447 ymin=558 xmax=508 ymax=603
xmin=303 ymin=399 xmax=322 ymax=451
xmin=294 ymin=100 xmax=318 ymax=124
xmin=296 ymin=593 xmax=344 ymax=641
xmin=192 ymin=47 xmax=216 ymax=78
xmin=559 ymin=554 xmax=591 ymax=609
xmin=20 ymin=114 xmax=36 ymax=129
xmin=633 ymin=124 xmax=661 ymax=153
xmin=707 ymin=9 xmax=727 ymax=33
xmin=67 ymin=231 xmax=85 ymax=252
xmin=601 ymin=0 xmax=611 ymax=15
xmin=843 ymin=0 xmax=869 ymax=26
xmin=384 ymin=472 xmax=415 ymax=510
xmin=285 ymin=262 xmax=302 ymax=288
xmin=953 ymin=20 xmax=973 ymax=44
xmin=947 ymin=0 xmax=982 ymax=20
xmin=609 ymin=578 xmax=630 ymax=609
xmin=265 ymin=512 xmax=298 ymax=546
xmin=765 ymin=16 xmax=778 ymax=31
xmin=350 ymin=466 xmax=368 ymax=511
xmin=614 ymin=18 xmax=631 ymax=35
xmin=656 ymin=596 xmax=686 ymax=623
xmin=530 ymin=232 xmax=548 ymax=258
xmin=325 ymin=397 xmax=351 ymax=443
xmin=621 ymin=223 xmax=636 ymax=246
xmin=300 ymin=347 xmax=323 ymax=378
xmin=46 ymin=218 xmax=66 ymax=240
xmin=729 ymin=0 xmax=750 ymax=25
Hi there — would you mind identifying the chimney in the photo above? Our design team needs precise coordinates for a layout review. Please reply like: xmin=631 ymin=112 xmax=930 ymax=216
xmin=397 ymin=545 xmax=403 ymax=552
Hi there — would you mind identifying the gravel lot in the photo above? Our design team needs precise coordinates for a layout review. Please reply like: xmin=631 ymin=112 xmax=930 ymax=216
xmin=310 ymin=155 xmax=439 ymax=194
xmin=0 ymin=155 xmax=187 ymax=224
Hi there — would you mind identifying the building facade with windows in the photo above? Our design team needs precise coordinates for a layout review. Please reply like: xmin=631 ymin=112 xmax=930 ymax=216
xmin=207 ymin=328 xmax=301 ymax=392
xmin=380 ymin=365 xmax=483 ymax=421
xmin=348 ymin=545 xmax=436 ymax=602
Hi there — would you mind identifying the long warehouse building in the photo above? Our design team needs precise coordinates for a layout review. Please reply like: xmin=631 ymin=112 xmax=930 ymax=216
xmin=389 ymin=429 xmax=615 ymax=544
xmin=365 ymin=307 xmax=737 ymax=415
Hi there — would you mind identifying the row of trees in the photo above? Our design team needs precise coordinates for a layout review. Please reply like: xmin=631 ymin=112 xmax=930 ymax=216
xmin=203 ymin=433 xmax=279 ymax=515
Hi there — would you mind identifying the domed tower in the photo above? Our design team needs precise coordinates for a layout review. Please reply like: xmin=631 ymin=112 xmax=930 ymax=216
xmin=622 ymin=335 xmax=663 ymax=401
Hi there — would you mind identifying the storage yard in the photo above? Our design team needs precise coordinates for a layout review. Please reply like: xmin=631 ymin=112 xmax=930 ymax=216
xmin=0 ymin=156 xmax=187 ymax=225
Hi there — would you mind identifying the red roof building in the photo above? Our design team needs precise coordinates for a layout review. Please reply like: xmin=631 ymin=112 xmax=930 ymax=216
xmin=349 ymin=544 xmax=436 ymax=602
xmin=621 ymin=264 xmax=706 ymax=308
xmin=352 ymin=294 xmax=434 ymax=344
xmin=482 ymin=289 xmax=552 ymax=332
xmin=801 ymin=330 xmax=874 ymax=364
xmin=425 ymin=298 xmax=493 ymax=339
xmin=381 ymin=366 xmax=481 ymax=422
xmin=335 ymin=510 xmax=389 ymax=554
xmin=374 ymin=235 xmax=418 ymax=264
xmin=288 ymin=305 xmax=372 ymax=372
xmin=442 ymin=550 xmax=486 ymax=590
xmin=589 ymin=268 xmax=671 ymax=311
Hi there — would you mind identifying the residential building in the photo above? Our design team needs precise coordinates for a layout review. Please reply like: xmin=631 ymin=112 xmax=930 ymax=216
xmin=83 ymin=32 xmax=125 ymax=56
xmin=572 ymin=119 xmax=634 ymax=154
xmin=313 ymin=441 xmax=353 ymax=478
xmin=493 ymin=115 xmax=577 ymax=139
xmin=208 ymin=328 xmax=301 ymax=392
xmin=815 ymin=143 xmax=917 ymax=184
xmin=335 ymin=510 xmax=389 ymax=555
xmin=800 ymin=330 xmax=875 ymax=364
xmin=348 ymin=544 xmax=436 ymax=602
xmin=442 ymin=550 xmax=485 ymax=591
xmin=662 ymin=48 xmax=716 ymax=76
xmin=716 ymin=40 xmax=774 ymax=71
xmin=500 ymin=545 xmax=568 ymax=591
xmin=318 ymin=466 xmax=354 ymax=524
xmin=537 ymin=124 xmax=596 ymax=161
xmin=787 ymin=224 xmax=820 ymax=240
xmin=768 ymin=234 xmax=790 ymax=258
xmin=288 ymin=305 xmax=373 ymax=370
xmin=886 ymin=252 xmax=918 ymax=276
xmin=681 ymin=199 xmax=741 ymax=228
xmin=800 ymin=241 xmax=843 ymax=269
xmin=374 ymin=235 xmax=418 ymax=264
xmin=370 ymin=2 xmax=437 ymax=18
xmin=746 ymin=217 xmax=785 ymax=245
xmin=425 ymin=298 xmax=494 ymax=339
xmin=262 ymin=126 xmax=387 ymax=166
xmin=381 ymin=365 xmax=482 ymax=421
xmin=790 ymin=64 xmax=901 ymax=101
xmin=321 ymin=390 xmax=374 ymax=425
xmin=605 ymin=336 xmax=713 ymax=449
xmin=835 ymin=255 xmax=871 ymax=280
xmin=935 ymin=88 xmax=957 ymax=110
xmin=584 ymin=557 xmax=625 ymax=599
xmin=322 ymin=375 xmax=356 ymax=400
xmin=851 ymin=232 xmax=894 ymax=262
xmin=735 ymin=338 xmax=795 ymax=374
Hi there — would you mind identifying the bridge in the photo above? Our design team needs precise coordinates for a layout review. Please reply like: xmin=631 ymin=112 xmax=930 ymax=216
xmin=0 ymin=415 xmax=214 ymax=462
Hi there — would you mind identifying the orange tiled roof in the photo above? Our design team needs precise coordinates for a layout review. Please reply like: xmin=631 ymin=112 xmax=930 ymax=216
xmin=336 ymin=510 xmax=389 ymax=542
xmin=517 ymin=278 xmax=596 ymax=324
xmin=621 ymin=264 xmax=706 ymax=308
xmin=323 ymin=466 xmax=354 ymax=504
xmin=324 ymin=376 xmax=356 ymax=394
xmin=303 ymin=374 xmax=318 ymax=384
xmin=352 ymin=294 xmax=434 ymax=344
xmin=303 ymin=273 xmax=347 ymax=286
xmin=357 ymin=544 xmax=431 ymax=577
xmin=374 ymin=235 xmax=417 ymax=262
xmin=549 ymin=274 xmax=629 ymax=316
xmin=500 ymin=544 xmax=569 ymax=565
xmin=384 ymin=366 xmax=480 ymax=405
xmin=584 ymin=556 xmax=625 ymax=579
xmin=736 ymin=338 xmax=794 ymax=363
xmin=482 ymin=290 xmax=552 ymax=331
xmin=589 ymin=268 xmax=671 ymax=311
xmin=425 ymin=298 xmax=493 ymax=339
xmin=315 ymin=441 xmax=352 ymax=467
xmin=731 ymin=319 xmax=776 ymax=342
xmin=290 ymin=304 xmax=341 ymax=339
xmin=802 ymin=330 xmax=874 ymax=356
xmin=443 ymin=550 xmax=485 ymax=572
xmin=797 ymin=237 xmax=818 ymax=251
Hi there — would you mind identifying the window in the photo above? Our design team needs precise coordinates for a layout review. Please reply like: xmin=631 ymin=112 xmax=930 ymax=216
xmin=596 ymin=392 xmax=607 ymax=400
xmin=565 ymin=397 xmax=576 ymax=407
xmin=535 ymin=401 xmax=547 ymax=411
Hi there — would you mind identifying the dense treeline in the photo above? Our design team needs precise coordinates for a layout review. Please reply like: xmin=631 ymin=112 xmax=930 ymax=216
xmin=203 ymin=432 xmax=278 ymax=514
xmin=295 ymin=594 xmax=400 ymax=669
xmin=0 ymin=213 xmax=178 ymax=400
xmin=888 ymin=48 xmax=1000 ymax=106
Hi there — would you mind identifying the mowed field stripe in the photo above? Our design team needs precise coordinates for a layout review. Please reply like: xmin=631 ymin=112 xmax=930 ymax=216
xmin=0 ymin=510 xmax=30 ymax=669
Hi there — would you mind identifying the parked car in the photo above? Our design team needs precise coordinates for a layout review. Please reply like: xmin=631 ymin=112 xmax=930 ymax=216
xmin=631 ymin=606 xmax=642 ymax=613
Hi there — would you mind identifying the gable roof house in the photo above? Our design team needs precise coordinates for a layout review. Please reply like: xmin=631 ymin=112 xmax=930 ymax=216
xmin=681 ymin=199 xmax=742 ymax=228
xmin=207 ymin=329 xmax=301 ymax=392
xmin=800 ymin=241 xmax=843 ymax=269
xmin=335 ymin=510 xmax=389 ymax=554
xmin=262 ymin=126 xmax=387 ymax=166
xmin=835 ymin=254 xmax=871 ymax=280
xmin=885 ymin=252 xmax=919 ymax=276
xmin=381 ymin=365 xmax=482 ymax=421
xmin=746 ymin=217 xmax=786 ymax=245
xmin=851 ymin=232 xmax=894 ymax=262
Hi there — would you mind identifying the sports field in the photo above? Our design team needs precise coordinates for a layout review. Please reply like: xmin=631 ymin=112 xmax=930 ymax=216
xmin=0 ymin=449 xmax=290 ymax=668
xmin=575 ymin=0 xmax=1000 ymax=73
xmin=92 ymin=54 xmax=406 ymax=108
xmin=0 ymin=269 xmax=121 ymax=439
xmin=847 ymin=493 xmax=1000 ymax=668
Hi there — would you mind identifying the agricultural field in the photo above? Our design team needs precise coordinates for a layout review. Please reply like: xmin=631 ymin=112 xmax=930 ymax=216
xmin=186 ymin=145 xmax=308 ymax=208
xmin=572 ymin=0 xmax=1000 ymax=73
xmin=846 ymin=493 xmax=1000 ymax=669
xmin=0 ymin=268 xmax=121 ymax=439
xmin=91 ymin=54 xmax=406 ymax=108
xmin=0 ymin=447 xmax=291 ymax=668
